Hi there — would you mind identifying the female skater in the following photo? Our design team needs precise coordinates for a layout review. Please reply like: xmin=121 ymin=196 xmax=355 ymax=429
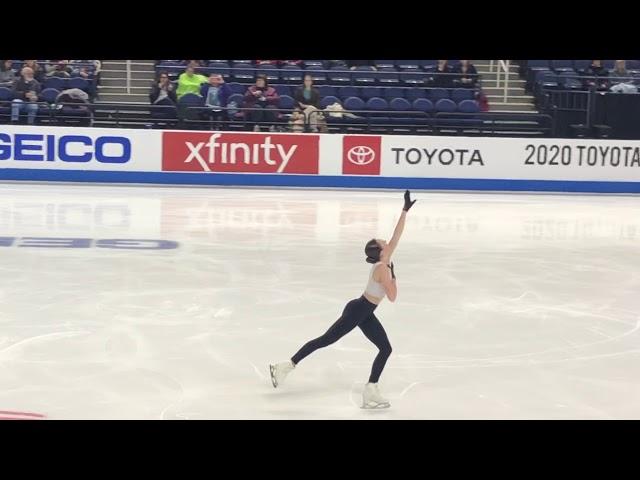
xmin=270 ymin=190 xmax=417 ymax=408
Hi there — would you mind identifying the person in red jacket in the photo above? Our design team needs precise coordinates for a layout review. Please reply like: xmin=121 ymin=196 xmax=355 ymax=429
xmin=243 ymin=75 xmax=280 ymax=131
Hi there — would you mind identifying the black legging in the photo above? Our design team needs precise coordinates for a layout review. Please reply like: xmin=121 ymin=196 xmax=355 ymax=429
xmin=291 ymin=296 xmax=392 ymax=383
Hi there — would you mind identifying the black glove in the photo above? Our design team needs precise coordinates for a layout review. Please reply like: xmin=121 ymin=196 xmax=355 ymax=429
xmin=403 ymin=189 xmax=416 ymax=212
xmin=388 ymin=262 xmax=395 ymax=280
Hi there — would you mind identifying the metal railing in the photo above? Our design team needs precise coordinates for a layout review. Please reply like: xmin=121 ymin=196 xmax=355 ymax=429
xmin=0 ymin=100 xmax=553 ymax=137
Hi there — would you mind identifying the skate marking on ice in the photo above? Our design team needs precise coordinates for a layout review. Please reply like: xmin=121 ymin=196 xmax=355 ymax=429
xmin=0 ymin=410 xmax=47 ymax=420
xmin=0 ymin=331 xmax=91 ymax=357
xmin=248 ymin=361 xmax=267 ymax=381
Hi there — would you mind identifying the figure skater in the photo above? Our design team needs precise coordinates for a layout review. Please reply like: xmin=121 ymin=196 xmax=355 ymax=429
xmin=269 ymin=190 xmax=417 ymax=408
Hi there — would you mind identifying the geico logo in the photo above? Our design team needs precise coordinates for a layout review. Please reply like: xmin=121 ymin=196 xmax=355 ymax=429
xmin=0 ymin=133 xmax=132 ymax=163
xmin=1 ymin=203 xmax=131 ymax=230
xmin=392 ymin=147 xmax=484 ymax=166
xmin=185 ymin=134 xmax=297 ymax=173
xmin=0 ymin=237 xmax=177 ymax=249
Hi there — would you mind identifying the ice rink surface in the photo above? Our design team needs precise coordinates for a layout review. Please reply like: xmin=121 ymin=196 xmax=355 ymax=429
xmin=0 ymin=182 xmax=639 ymax=419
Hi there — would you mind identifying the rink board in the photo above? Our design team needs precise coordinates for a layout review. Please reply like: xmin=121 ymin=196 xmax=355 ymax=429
xmin=1 ymin=125 xmax=640 ymax=193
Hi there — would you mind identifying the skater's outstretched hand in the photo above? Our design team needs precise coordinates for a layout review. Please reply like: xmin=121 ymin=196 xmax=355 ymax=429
xmin=403 ymin=190 xmax=417 ymax=212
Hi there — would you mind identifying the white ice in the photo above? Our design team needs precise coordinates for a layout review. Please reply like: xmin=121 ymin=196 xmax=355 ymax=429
xmin=0 ymin=183 xmax=639 ymax=419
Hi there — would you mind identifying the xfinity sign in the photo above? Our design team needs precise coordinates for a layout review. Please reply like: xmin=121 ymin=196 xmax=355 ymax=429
xmin=0 ymin=133 xmax=132 ymax=163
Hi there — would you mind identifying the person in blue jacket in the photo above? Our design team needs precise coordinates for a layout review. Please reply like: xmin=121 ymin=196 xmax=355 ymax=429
xmin=199 ymin=73 xmax=231 ymax=128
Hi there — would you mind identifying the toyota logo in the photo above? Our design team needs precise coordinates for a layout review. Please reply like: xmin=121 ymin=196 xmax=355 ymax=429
xmin=347 ymin=146 xmax=376 ymax=165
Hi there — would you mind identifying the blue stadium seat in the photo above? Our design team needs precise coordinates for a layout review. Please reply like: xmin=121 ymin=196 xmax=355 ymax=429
xmin=303 ymin=60 xmax=326 ymax=68
xmin=400 ymin=72 xmax=425 ymax=86
xmin=458 ymin=99 xmax=480 ymax=113
xmin=353 ymin=66 xmax=377 ymax=85
xmin=396 ymin=60 xmax=421 ymax=70
xmin=320 ymin=96 xmax=340 ymax=108
xmin=228 ymin=82 xmax=245 ymax=95
xmin=551 ymin=60 xmax=574 ymax=73
xmin=328 ymin=66 xmax=351 ymax=85
xmin=233 ymin=68 xmax=255 ymax=82
xmin=361 ymin=87 xmax=382 ymax=99
xmin=451 ymin=88 xmax=473 ymax=103
xmin=383 ymin=87 xmax=405 ymax=100
xmin=274 ymin=85 xmax=291 ymax=97
xmin=40 ymin=88 xmax=60 ymax=104
xmin=366 ymin=97 xmax=388 ymax=111
xmin=44 ymin=77 xmax=66 ymax=90
xmin=435 ymin=98 xmax=457 ymax=112
xmin=280 ymin=65 xmax=304 ymax=84
xmin=343 ymin=96 xmax=365 ymax=111
xmin=389 ymin=97 xmax=411 ymax=111
xmin=374 ymin=60 xmax=395 ymax=69
xmin=278 ymin=95 xmax=295 ymax=110
xmin=377 ymin=72 xmax=400 ymax=85
xmin=317 ymin=85 xmax=337 ymax=97
xmin=429 ymin=88 xmax=449 ymax=102
xmin=320 ymin=95 xmax=342 ymax=109
xmin=68 ymin=77 xmax=89 ymax=91
xmin=338 ymin=86 xmax=359 ymax=100
xmin=412 ymin=98 xmax=434 ymax=114
xmin=405 ymin=88 xmax=426 ymax=101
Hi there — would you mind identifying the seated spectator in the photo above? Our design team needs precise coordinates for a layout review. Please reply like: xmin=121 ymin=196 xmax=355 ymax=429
xmin=432 ymin=60 xmax=453 ymax=88
xmin=176 ymin=61 xmax=208 ymax=99
xmin=243 ymin=75 xmax=280 ymax=131
xmin=199 ymin=73 xmax=231 ymax=126
xmin=11 ymin=67 xmax=41 ymax=125
xmin=293 ymin=74 xmax=321 ymax=132
xmin=23 ymin=60 xmax=45 ymax=83
xmin=609 ymin=60 xmax=630 ymax=84
xmin=0 ymin=60 xmax=16 ymax=88
xmin=46 ymin=60 xmax=72 ymax=78
xmin=584 ymin=60 xmax=609 ymax=91
xmin=150 ymin=72 xmax=177 ymax=105
xmin=453 ymin=60 xmax=478 ymax=88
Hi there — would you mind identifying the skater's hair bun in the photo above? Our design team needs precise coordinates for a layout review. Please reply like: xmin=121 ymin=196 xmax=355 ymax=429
xmin=365 ymin=239 xmax=382 ymax=264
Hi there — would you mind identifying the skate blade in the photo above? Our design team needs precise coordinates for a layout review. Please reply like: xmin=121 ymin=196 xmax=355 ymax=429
xmin=361 ymin=402 xmax=391 ymax=409
xmin=269 ymin=364 xmax=278 ymax=388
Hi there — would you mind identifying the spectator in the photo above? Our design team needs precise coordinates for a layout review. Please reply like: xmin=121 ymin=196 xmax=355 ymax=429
xmin=453 ymin=60 xmax=478 ymax=88
xmin=432 ymin=60 xmax=453 ymax=88
xmin=46 ymin=60 xmax=72 ymax=78
xmin=199 ymin=73 xmax=231 ymax=125
xmin=11 ymin=67 xmax=41 ymax=125
xmin=23 ymin=60 xmax=45 ymax=83
xmin=176 ymin=61 xmax=208 ymax=99
xmin=584 ymin=60 xmax=609 ymax=91
xmin=293 ymin=74 xmax=321 ymax=132
xmin=150 ymin=72 xmax=177 ymax=105
xmin=0 ymin=60 xmax=16 ymax=88
xmin=243 ymin=75 xmax=280 ymax=131
xmin=609 ymin=60 xmax=630 ymax=84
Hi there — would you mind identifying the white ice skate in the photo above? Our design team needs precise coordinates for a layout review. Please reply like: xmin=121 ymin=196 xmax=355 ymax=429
xmin=269 ymin=361 xmax=295 ymax=388
xmin=362 ymin=382 xmax=391 ymax=409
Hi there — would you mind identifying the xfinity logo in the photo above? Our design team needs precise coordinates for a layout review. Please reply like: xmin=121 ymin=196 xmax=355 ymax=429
xmin=347 ymin=145 xmax=376 ymax=165
xmin=0 ymin=134 xmax=132 ymax=163
xmin=184 ymin=133 xmax=298 ymax=173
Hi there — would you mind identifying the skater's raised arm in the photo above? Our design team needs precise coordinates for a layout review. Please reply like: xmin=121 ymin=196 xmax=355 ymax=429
xmin=386 ymin=190 xmax=416 ymax=259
